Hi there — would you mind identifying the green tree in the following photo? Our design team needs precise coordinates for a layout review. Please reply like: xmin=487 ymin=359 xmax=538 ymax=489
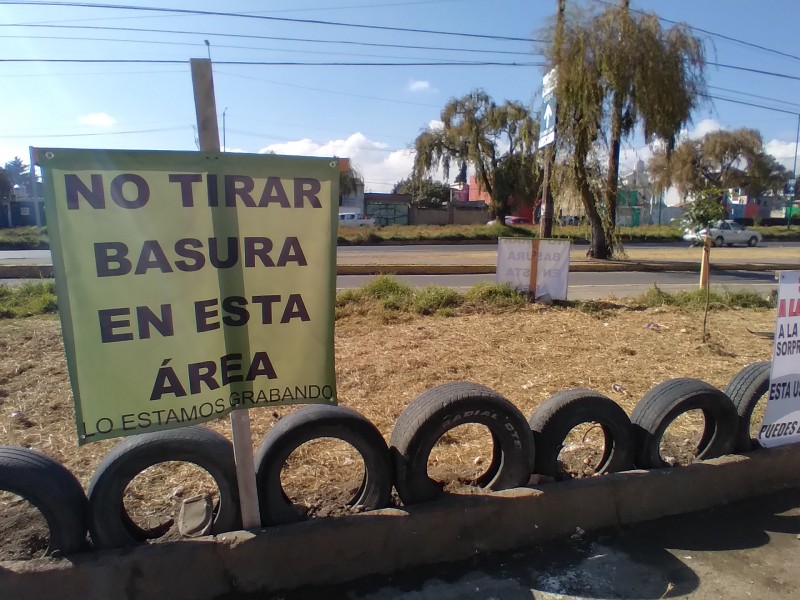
xmin=683 ymin=188 xmax=727 ymax=229
xmin=338 ymin=162 xmax=364 ymax=206
xmin=649 ymin=128 xmax=787 ymax=203
xmin=3 ymin=157 xmax=29 ymax=185
xmin=0 ymin=168 xmax=13 ymax=199
xmin=548 ymin=4 xmax=706 ymax=258
xmin=413 ymin=89 xmax=539 ymax=223
xmin=392 ymin=177 xmax=452 ymax=208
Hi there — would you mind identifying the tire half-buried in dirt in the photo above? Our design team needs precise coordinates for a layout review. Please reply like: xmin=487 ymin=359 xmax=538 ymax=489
xmin=528 ymin=389 xmax=635 ymax=479
xmin=631 ymin=378 xmax=738 ymax=469
xmin=254 ymin=405 xmax=393 ymax=526
xmin=0 ymin=446 xmax=89 ymax=556
xmin=389 ymin=382 xmax=534 ymax=505
xmin=724 ymin=361 xmax=772 ymax=452
xmin=87 ymin=426 xmax=240 ymax=550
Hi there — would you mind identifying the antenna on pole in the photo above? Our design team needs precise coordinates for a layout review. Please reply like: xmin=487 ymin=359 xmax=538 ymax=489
xmin=204 ymin=39 xmax=211 ymax=61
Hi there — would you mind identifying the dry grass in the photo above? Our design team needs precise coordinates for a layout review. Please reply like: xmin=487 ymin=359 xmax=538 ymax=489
xmin=0 ymin=302 xmax=775 ymax=554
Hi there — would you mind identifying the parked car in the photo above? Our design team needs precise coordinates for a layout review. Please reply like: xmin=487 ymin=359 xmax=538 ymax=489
xmin=338 ymin=212 xmax=376 ymax=227
xmin=682 ymin=220 xmax=762 ymax=247
xmin=504 ymin=216 xmax=531 ymax=225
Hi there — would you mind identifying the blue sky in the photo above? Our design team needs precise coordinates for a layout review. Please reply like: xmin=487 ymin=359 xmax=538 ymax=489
xmin=1 ymin=0 xmax=799 ymax=191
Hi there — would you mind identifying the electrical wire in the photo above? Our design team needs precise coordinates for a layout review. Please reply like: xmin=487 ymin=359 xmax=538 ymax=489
xmin=0 ymin=33 xmax=503 ymax=63
xmin=592 ymin=0 xmax=800 ymax=62
xmin=703 ymin=94 xmax=799 ymax=116
xmin=0 ymin=23 xmax=537 ymax=57
xmin=0 ymin=58 xmax=543 ymax=67
xmin=707 ymin=62 xmax=800 ymax=83
xmin=0 ymin=126 xmax=190 ymax=138
xmin=707 ymin=86 xmax=800 ymax=111
xmin=0 ymin=1 xmax=541 ymax=43
xmin=215 ymin=70 xmax=443 ymax=109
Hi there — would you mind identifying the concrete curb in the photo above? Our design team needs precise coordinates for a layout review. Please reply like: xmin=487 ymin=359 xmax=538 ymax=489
xmin=2 ymin=444 xmax=799 ymax=600
xmin=4 ymin=261 xmax=795 ymax=280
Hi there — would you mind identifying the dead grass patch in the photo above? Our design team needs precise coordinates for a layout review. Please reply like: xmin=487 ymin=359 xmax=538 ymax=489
xmin=0 ymin=303 xmax=775 ymax=558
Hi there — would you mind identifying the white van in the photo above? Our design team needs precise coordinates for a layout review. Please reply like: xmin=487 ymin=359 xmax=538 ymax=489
xmin=338 ymin=212 xmax=376 ymax=227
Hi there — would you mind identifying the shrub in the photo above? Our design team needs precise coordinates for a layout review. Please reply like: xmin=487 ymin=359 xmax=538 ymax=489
xmin=412 ymin=286 xmax=464 ymax=315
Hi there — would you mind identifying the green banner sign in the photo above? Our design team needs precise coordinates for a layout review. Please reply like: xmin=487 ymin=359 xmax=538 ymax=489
xmin=37 ymin=149 xmax=340 ymax=444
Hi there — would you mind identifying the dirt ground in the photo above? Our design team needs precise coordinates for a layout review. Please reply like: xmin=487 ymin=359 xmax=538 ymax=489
xmin=0 ymin=303 xmax=775 ymax=560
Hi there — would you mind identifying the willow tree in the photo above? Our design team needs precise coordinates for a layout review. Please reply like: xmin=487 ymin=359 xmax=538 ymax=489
xmin=649 ymin=128 xmax=789 ymax=203
xmin=338 ymin=163 xmax=364 ymax=206
xmin=413 ymin=90 xmax=539 ymax=224
xmin=549 ymin=4 xmax=706 ymax=258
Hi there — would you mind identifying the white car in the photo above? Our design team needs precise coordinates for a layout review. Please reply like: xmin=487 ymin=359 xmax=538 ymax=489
xmin=338 ymin=212 xmax=376 ymax=227
xmin=683 ymin=220 xmax=762 ymax=247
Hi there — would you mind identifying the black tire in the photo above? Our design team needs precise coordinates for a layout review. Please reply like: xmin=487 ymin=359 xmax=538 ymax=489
xmin=631 ymin=378 xmax=738 ymax=469
xmin=389 ymin=382 xmax=534 ymax=505
xmin=714 ymin=235 xmax=724 ymax=247
xmin=88 ymin=426 xmax=240 ymax=550
xmin=0 ymin=446 xmax=88 ymax=557
xmin=747 ymin=236 xmax=759 ymax=247
xmin=724 ymin=361 xmax=772 ymax=452
xmin=528 ymin=389 xmax=635 ymax=479
xmin=254 ymin=405 xmax=393 ymax=526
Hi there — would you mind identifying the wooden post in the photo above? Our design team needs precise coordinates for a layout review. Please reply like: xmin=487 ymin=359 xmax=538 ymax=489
xmin=190 ymin=58 xmax=261 ymax=530
xmin=539 ymin=0 xmax=565 ymax=240
xmin=699 ymin=235 xmax=712 ymax=290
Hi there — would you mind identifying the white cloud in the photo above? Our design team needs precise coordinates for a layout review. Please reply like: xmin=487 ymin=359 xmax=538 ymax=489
xmin=684 ymin=118 xmax=724 ymax=140
xmin=764 ymin=138 xmax=798 ymax=172
xmin=427 ymin=119 xmax=444 ymax=131
xmin=258 ymin=132 xmax=416 ymax=192
xmin=407 ymin=80 xmax=432 ymax=92
xmin=78 ymin=112 xmax=117 ymax=127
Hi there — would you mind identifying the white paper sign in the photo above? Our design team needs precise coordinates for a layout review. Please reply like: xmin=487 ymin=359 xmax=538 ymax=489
xmin=758 ymin=270 xmax=800 ymax=447
xmin=497 ymin=238 xmax=570 ymax=301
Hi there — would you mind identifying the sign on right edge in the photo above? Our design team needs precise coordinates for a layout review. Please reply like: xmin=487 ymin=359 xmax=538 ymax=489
xmin=759 ymin=270 xmax=800 ymax=447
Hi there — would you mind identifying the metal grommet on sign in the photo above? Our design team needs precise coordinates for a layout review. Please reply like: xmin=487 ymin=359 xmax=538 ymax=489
xmin=45 ymin=152 xmax=55 ymax=159
xmin=330 ymin=161 xmax=337 ymax=168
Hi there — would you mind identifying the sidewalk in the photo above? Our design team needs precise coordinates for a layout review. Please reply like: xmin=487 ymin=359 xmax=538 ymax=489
xmin=250 ymin=487 xmax=800 ymax=600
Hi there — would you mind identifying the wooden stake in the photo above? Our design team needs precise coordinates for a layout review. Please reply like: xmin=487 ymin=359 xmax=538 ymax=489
xmin=190 ymin=58 xmax=261 ymax=530
xmin=699 ymin=236 xmax=711 ymax=290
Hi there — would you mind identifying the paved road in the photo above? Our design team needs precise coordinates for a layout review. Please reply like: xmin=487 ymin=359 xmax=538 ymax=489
xmin=3 ymin=242 xmax=800 ymax=266
xmin=220 ymin=488 xmax=800 ymax=600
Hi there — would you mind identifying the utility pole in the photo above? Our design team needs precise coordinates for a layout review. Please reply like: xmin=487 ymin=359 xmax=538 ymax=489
xmin=222 ymin=107 xmax=228 ymax=152
xmin=539 ymin=0 xmax=565 ymax=240
xmin=604 ymin=0 xmax=630 ymax=249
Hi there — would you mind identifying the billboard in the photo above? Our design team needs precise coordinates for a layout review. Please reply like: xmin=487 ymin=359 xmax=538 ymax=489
xmin=38 ymin=149 xmax=340 ymax=444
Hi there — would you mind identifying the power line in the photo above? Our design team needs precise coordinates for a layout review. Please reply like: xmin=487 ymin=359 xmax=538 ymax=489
xmin=1 ymin=23 xmax=537 ymax=57
xmin=216 ymin=70 xmax=442 ymax=109
xmin=0 ymin=1 xmax=541 ymax=43
xmin=707 ymin=86 xmax=800 ymax=111
xmin=592 ymin=0 xmax=800 ymax=63
xmin=0 ymin=126 xmax=190 ymax=138
xmin=707 ymin=61 xmax=800 ymax=82
xmin=18 ymin=0 xmax=469 ymax=25
xmin=703 ymin=94 xmax=799 ymax=116
xmin=0 ymin=58 xmax=542 ymax=67
xmin=0 ymin=33 xmax=506 ymax=63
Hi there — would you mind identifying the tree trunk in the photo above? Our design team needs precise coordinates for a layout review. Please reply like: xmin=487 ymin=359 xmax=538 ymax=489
xmin=604 ymin=89 xmax=623 ymax=258
xmin=574 ymin=141 xmax=609 ymax=259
